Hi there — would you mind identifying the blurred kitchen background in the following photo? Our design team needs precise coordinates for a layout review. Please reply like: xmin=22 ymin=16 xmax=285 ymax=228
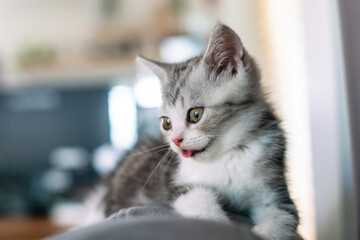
xmin=0 ymin=0 xmax=358 ymax=240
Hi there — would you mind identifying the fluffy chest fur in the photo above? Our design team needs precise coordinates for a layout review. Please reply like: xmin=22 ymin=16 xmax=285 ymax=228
xmin=174 ymin=140 xmax=268 ymax=209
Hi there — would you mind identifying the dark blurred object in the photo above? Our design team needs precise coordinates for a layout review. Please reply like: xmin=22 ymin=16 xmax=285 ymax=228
xmin=0 ymin=86 xmax=110 ymax=215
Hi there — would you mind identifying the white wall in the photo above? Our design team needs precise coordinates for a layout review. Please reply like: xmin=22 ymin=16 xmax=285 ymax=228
xmin=302 ymin=0 xmax=357 ymax=239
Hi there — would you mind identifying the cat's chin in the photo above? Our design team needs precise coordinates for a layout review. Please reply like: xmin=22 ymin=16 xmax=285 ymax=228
xmin=186 ymin=149 xmax=215 ymax=162
xmin=190 ymin=146 xmax=209 ymax=158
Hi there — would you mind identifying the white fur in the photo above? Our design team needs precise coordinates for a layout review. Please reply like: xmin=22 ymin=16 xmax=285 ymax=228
xmin=252 ymin=206 xmax=298 ymax=239
xmin=172 ymin=122 xmax=296 ymax=239
xmin=174 ymin=139 xmax=269 ymax=209
xmin=82 ymin=185 xmax=107 ymax=226
xmin=172 ymin=187 xmax=229 ymax=222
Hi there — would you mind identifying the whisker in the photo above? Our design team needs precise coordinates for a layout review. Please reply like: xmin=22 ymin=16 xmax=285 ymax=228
xmin=141 ymin=150 xmax=171 ymax=191
xmin=125 ymin=144 xmax=169 ymax=159
xmin=162 ymin=151 xmax=177 ymax=173
xmin=160 ymin=152 xmax=177 ymax=181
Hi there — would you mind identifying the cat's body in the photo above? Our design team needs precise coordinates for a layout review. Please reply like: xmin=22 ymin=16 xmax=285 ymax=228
xmin=101 ymin=24 xmax=302 ymax=239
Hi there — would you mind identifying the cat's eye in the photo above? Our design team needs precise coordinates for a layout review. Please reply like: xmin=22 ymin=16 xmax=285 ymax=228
xmin=188 ymin=108 xmax=203 ymax=123
xmin=161 ymin=117 xmax=172 ymax=130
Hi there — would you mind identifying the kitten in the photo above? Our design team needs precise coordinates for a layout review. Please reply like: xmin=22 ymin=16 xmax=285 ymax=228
xmin=103 ymin=23 xmax=302 ymax=240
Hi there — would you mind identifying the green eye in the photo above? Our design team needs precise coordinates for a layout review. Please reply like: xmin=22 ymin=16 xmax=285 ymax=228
xmin=188 ymin=108 xmax=203 ymax=123
xmin=161 ymin=117 xmax=172 ymax=130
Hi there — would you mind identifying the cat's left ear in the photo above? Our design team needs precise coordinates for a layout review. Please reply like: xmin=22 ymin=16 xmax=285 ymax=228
xmin=203 ymin=23 xmax=245 ymax=75
xmin=136 ymin=56 xmax=171 ymax=84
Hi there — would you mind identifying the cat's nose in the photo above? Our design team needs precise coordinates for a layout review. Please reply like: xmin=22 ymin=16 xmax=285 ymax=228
xmin=172 ymin=138 xmax=183 ymax=147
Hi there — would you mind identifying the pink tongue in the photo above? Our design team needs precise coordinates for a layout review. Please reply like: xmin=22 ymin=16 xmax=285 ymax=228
xmin=182 ymin=149 xmax=194 ymax=158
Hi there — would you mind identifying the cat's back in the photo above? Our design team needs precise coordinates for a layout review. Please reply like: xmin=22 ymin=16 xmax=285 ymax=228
xmin=104 ymin=138 xmax=176 ymax=216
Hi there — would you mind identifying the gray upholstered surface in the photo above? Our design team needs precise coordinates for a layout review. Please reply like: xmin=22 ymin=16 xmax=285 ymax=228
xmin=47 ymin=218 xmax=261 ymax=240
xmin=46 ymin=206 xmax=260 ymax=240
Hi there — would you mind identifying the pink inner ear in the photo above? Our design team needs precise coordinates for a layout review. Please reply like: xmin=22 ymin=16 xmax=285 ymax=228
xmin=204 ymin=24 xmax=244 ymax=75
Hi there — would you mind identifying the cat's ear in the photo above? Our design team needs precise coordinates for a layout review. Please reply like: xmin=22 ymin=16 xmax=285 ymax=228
xmin=203 ymin=23 xmax=245 ymax=75
xmin=136 ymin=56 xmax=171 ymax=83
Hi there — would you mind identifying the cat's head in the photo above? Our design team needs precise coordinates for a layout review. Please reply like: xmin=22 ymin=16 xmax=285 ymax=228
xmin=137 ymin=23 xmax=264 ymax=161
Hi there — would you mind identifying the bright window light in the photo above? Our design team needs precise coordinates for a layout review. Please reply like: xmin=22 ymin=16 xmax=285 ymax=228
xmin=160 ymin=36 xmax=202 ymax=63
xmin=108 ymin=85 xmax=137 ymax=150
xmin=134 ymin=76 xmax=162 ymax=108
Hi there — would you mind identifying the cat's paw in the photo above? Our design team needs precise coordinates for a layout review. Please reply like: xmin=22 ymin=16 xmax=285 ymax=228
xmin=252 ymin=207 xmax=302 ymax=240
xmin=173 ymin=187 xmax=229 ymax=223
xmin=253 ymin=225 xmax=302 ymax=240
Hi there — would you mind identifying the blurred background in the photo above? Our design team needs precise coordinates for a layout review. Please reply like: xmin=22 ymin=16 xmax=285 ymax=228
xmin=0 ymin=0 xmax=358 ymax=239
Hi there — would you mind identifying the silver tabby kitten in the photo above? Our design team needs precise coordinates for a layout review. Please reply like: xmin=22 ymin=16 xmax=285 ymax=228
xmin=103 ymin=24 xmax=302 ymax=240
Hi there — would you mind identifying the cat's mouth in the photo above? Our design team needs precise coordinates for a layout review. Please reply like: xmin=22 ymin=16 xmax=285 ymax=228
xmin=181 ymin=138 xmax=214 ymax=158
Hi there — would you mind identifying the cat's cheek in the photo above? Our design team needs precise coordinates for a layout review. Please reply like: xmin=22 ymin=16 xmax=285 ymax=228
xmin=159 ymin=128 xmax=171 ymax=141
xmin=169 ymin=144 xmax=181 ymax=155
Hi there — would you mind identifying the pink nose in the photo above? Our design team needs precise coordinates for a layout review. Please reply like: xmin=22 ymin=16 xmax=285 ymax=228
xmin=172 ymin=138 xmax=183 ymax=147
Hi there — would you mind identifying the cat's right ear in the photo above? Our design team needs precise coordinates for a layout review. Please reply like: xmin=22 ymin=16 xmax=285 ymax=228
xmin=202 ymin=23 xmax=245 ymax=76
xmin=136 ymin=56 xmax=171 ymax=84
